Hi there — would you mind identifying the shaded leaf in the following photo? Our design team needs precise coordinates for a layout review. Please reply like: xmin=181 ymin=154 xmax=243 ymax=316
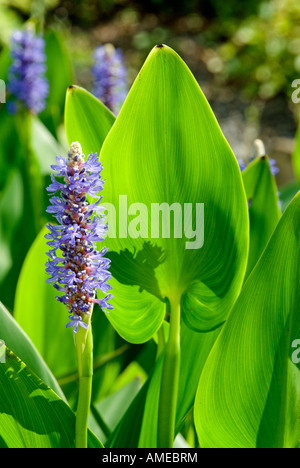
xmin=0 ymin=302 xmax=64 ymax=399
xmin=0 ymin=348 xmax=102 ymax=448
xmin=242 ymin=155 xmax=281 ymax=278
xmin=90 ymin=377 xmax=142 ymax=442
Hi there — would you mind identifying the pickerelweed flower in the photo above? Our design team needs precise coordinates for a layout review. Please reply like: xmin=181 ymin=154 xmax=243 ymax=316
xmin=45 ymin=142 xmax=113 ymax=332
xmin=92 ymin=43 xmax=127 ymax=115
xmin=8 ymin=29 xmax=49 ymax=114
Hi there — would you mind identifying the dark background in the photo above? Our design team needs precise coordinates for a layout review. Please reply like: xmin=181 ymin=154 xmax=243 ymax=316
xmin=0 ymin=0 xmax=299 ymax=185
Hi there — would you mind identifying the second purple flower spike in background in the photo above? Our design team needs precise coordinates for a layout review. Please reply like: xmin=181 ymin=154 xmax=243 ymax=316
xmin=92 ymin=43 xmax=128 ymax=115
xmin=8 ymin=29 xmax=49 ymax=114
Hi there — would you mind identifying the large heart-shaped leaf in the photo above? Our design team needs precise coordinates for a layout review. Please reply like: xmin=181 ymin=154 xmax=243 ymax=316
xmin=194 ymin=192 xmax=300 ymax=448
xmin=100 ymin=44 xmax=249 ymax=340
xmin=64 ymin=85 xmax=115 ymax=157
xmin=242 ymin=155 xmax=281 ymax=278
xmin=0 ymin=348 xmax=102 ymax=448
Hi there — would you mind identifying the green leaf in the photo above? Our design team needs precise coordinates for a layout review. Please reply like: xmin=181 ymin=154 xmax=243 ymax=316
xmin=0 ymin=170 xmax=23 ymax=282
xmin=0 ymin=107 xmax=21 ymax=192
xmin=64 ymin=85 xmax=115 ymax=156
xmin=90 ymin=377 xmax=142 ymax=442
xmin=0 ymin=113 xmax=45 ymax=309
xmin=280 ymin=181 xmax=299 ymax=212
xmin=0 ymin=302 xmax=64 ymax=400
xmin=292 ymin=125 xmax=300 ymax=185
xmin=106 ymin=377 xmax=150 ymax=448
xmin=194 ymin=192 xmax=300 ymax=448
xmin=242 ymin=156 xmax=281 ymax=278
xmin=0 ymin=348 xmax=102 ymax=448
xmin=100 ymin=44 xmax=249 ymax=340
xmin=14 ymin=227 xmax=78 ymax=379
xmin=30 ymin=115 xmax=65 ymax=176
xmin=106 ymin=276 xmax=166 ymax=344
xmin=44 ymin=30 xmax=73 ymax=123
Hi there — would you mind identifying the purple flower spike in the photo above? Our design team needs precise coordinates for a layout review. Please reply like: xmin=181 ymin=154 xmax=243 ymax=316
xmin=8 ymin=29 xmax=49 ymax=114
xmin=92 ymin=44 xmax=127 ymax=115
xmin=45 ymin=142 xmax=113 ymax=332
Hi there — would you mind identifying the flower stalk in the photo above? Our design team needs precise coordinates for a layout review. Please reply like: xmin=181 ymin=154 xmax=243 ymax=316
xmin=74 ymin=311 xmax=93 ymax=448
xmin=157 ymin=296 xmax=181 ymax=448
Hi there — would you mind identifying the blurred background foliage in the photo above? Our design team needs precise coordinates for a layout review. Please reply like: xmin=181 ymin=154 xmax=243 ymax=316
xmin=0 ymin=0 xmax=299 ymax=177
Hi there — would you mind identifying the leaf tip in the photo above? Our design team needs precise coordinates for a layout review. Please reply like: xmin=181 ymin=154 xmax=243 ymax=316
xmin=67 ymin=84 xmax=77 ymax=95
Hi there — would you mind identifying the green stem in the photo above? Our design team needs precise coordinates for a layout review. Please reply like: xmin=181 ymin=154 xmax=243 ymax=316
xmin=57 ymin=344 xmax=129 ymax=386
xmin=157 ymin=296 xmax=181 ymax=448
xmin=74 ymin=314 xmax=93 ymax=449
